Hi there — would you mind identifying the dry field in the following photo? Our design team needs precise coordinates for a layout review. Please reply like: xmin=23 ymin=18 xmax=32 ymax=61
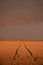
xmin=0 ymin=41 xmax=43 ymax=65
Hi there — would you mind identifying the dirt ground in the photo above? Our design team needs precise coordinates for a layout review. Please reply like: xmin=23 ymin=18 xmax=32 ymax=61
xmin=0 ymin=41 xmax=43 ymax=65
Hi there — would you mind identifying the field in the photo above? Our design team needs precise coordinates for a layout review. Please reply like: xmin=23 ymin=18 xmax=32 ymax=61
xmin=0 ymin=41 xmax=43 ymax=65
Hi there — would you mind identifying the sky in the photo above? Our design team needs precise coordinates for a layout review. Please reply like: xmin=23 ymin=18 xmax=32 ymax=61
xmin=0 ymin=0 xmax=43 ymax=40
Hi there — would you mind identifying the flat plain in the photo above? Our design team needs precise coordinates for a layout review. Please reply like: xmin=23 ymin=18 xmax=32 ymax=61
xmin=0 ymin=41 xmax=43 ymax=65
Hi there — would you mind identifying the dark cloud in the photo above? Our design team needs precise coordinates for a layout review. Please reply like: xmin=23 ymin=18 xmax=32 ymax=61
xmin=0 ymin=0 xmax=43 ymax=24
xmin=0 ymin=0 xmax=43 ymax=40
xmin=0 ymin=23 xmax=43 ymax=40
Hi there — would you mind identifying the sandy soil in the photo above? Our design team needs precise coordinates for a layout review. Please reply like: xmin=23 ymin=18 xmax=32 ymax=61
xmin=0 ymin=41 xmax=43 ymax=65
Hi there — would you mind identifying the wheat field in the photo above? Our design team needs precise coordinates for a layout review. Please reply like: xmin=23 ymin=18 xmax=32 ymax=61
xmin=0 ymin=41 xmax=43 ymax=65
